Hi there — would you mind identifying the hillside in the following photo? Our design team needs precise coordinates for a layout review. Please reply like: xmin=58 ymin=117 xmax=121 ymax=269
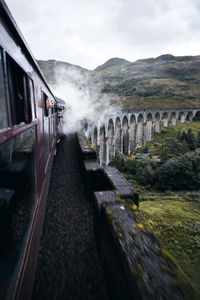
xmin=37 ymin=59 xmax=90 ymax=87
xmin=37 ymin=54 xmax=200 ymax=109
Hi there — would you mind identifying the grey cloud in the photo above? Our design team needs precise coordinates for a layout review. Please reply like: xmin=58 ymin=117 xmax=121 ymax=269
xmin=111 ymin=0 xmax=200 ymax=46
xmin=6 ymin=0 xmax=200 ymax=69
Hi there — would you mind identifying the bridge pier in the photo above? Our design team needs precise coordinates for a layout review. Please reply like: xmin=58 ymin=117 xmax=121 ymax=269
xmin=107 ymin=120 xmax=115 ymax=163
xmin=162 ymin=112 xmax=169 ymax=128
xmin=136 ymin=114 xmax=144 ymax=146
xmin=170 ymin=112 xmax=178 ymax=126
xmin=122 ymin=116 xmax=129 ymax=155
xmin=154 ymin=113 xmax=161 ymax=133
xmin=99 ymin=127 xmax=107 ymax=165
xmin=146 ymin=113 xmax=153 ymax=141
xmin=115 ymin=117 xmax=122 ymax=154
xmin=92 ymin=127 xmax=98 ymax=151
xmin=179 ymin=112 xmax=186 ymax=123
xmin=129 ymin=115 xmax=136 ymax=151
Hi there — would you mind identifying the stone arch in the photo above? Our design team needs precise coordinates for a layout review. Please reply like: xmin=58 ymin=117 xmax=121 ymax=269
xmin=179 ymin=111 xmax=185 ymax=123
xmin=84 ymin=122 xmax=88 ymax=132
xmin=154 ymin=112 xmax=161 ymax=133
xmin=99 ymin=126 xmax=106 ymax=165
xmin=129 ymin=114 xmax=136 ymax=151
xmin=162 ymin=112 xmax=169 ymax=128
xmin=93 ymin=127 xmax=98 ymax=150
xmin=115 ymin=117 xmax=121 ymax=152
xmin=146 ymin=113 xmax=153 ymax=141
xmin=194 ymin=111 xmax=200 ymax=121
xmin=88 ymin=132 xmax=92 ymax=143
xmin=186 ymin=111 xmax=193 ymax=121
xmin=136 ymin=114 xmax=144 ymax=146
xmin=170 ymin=112 xmax=177 ymax=126
xmin=108 ymin=119 xmax=115 ymax=162
xmin=122 ymin=116 xmax=129 ymax=155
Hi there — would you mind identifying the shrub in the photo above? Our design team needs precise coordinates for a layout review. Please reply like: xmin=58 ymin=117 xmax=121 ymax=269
xmin=158 ymin=149 xmax=200 ymax=190
xmin=134 ymin=159 xmax=159 ymax=186
xmin=109 ymin=150 xmax=125 ymax=171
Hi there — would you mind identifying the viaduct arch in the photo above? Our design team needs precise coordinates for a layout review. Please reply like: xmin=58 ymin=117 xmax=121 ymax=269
xmin=87 ymin=108 xmax=200 ymax=165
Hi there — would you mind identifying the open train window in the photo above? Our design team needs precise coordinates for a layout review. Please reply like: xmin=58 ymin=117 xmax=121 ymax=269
xmin=0 ymin=49 xmax=8 ymax=129
xmin=42 ymin=91 xmax=48 ymax=117
xmin=6 ymin=55 xmax=31 ymax=126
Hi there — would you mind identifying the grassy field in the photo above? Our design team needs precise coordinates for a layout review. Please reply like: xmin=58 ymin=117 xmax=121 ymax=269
xmin=125 ymin=178 xmax=200 ymax=293
xmin=121 ymin=96 xmax=200 ymax=110
xmin=146 ymin=121 xmax=200 ymax=156
xmin=154 ymin=121 xmax=200 ymax=139
xmin=125 ymin=121 xmax=200 ymax=292
xmin=140 ymin=193 xmax=200 ymax=292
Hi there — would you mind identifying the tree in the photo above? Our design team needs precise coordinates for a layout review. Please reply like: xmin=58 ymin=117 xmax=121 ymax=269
xmin=160 ymin=137 xmax=180 ymax=161
xmin=177 ymin=131 xmax=181 ymax=141
xmin=109 ymin=150 xmax=125 ymax=171
xmin=135 ymin=159 xmax=158 ymax=186
xmin=142 ymin=144 xmax=149 ymax=153
xmin=187 ymin=128 xmax=197 ymax=150
xmin=181 ymin=139 xmax=189 ymax=154
xmin=157 ymin=149 xmax=200 ymax=190
xmin=179 ymin=130 xmax=187 ymax=142
xmin=197 ymin=131 xmax=200 ymax=148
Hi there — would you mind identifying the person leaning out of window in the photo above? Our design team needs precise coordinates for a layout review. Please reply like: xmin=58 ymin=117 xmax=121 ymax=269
xmin=46 ymin=98 xmax=54 ymax=109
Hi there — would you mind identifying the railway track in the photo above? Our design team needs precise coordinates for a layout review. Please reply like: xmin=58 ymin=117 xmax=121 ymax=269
xmin=32 ymin=134 xmax=108 ymax=300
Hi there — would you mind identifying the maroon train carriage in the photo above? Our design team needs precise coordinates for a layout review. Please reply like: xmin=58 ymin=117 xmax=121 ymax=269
xmin=0 ymin=1 xmax=64 ymax=299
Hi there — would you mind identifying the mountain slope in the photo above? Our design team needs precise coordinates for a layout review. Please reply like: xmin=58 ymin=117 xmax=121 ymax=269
xmin=37 ymin=59 xmax=90 ymax=87
xmin=37 ymin=54 xmax=200 ymax=109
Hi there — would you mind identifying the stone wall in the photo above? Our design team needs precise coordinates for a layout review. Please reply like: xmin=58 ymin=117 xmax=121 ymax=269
xmin=77 ymin=131 xmax=198 ymax=300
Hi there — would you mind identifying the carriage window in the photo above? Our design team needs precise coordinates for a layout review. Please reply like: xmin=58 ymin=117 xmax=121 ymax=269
xmin=42 ymin=91 xmax=48 ymax=117
xmin=0 ymin=126 xmax=37 ymax=297
xmin=7 ymin=55 xmax=31 ymax=126
xmin=29 ymin=79 xmax=36 ymax=120
xmin=0 ymin=50 xmax=8 ymax=129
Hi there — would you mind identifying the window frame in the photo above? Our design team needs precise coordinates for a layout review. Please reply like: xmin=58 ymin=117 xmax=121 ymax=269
xmin=6 ymin=53 xmax=34 ymax=127
xmin=28 ymin=77 xmax=36 ymax=121
xmin=42 ymin=91 xmax=49 ymax=117
xmin=0 ymin=47 xmax=9 ymax=130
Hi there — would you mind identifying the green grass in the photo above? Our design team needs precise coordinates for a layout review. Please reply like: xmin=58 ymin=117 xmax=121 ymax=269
xmin=124 ymin=122 xmax=200 ymax=292
xmin=139 ymin=195 xmax=200 ymax=292
xmin=146 ymin=121 xmax=200 ymax=156
xmin=121 ymin=96 xmax=200 ymax=110
xmin=125 ymin=178 xmax=200 ymax=292
xmin=154 ymin=121 xmax=200 ymax=140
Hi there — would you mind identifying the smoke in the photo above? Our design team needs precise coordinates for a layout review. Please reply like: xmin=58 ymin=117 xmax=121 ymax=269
xmin=52 ymin=66 xmax=120 ymax=134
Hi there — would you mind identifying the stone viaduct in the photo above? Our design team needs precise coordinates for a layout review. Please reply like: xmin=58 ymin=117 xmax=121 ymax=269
xmin=84 ymin=108 xmax=200 ymax=165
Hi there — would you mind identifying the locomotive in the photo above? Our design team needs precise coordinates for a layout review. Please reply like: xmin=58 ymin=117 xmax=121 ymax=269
xmin=0 ymin=0 xmax=64 ymax=298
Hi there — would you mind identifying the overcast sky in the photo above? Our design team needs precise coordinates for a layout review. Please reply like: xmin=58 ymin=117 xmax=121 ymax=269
xmin=5 ymin=0 xmax=200 ymax=69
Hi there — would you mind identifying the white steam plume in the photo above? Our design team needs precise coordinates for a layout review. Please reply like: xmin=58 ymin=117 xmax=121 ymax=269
xmin=52 ymin=67 xmax=120 ymax=134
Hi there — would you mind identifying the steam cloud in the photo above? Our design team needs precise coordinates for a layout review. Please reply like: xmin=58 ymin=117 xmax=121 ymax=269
xmin=52 ymin=67 xmax=120 ymax=134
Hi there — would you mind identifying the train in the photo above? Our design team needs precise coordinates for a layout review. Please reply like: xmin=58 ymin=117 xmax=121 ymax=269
xmin=0 ymin=1 xmax=65 ymax=299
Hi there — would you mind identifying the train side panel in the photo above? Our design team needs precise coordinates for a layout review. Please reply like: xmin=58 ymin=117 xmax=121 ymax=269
xmin=0 ymin=1 xmax=62 ymax=298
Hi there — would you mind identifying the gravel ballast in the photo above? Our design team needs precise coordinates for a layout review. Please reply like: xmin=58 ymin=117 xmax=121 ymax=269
xmin=32 ymin=134 xmax=109 ymax=300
